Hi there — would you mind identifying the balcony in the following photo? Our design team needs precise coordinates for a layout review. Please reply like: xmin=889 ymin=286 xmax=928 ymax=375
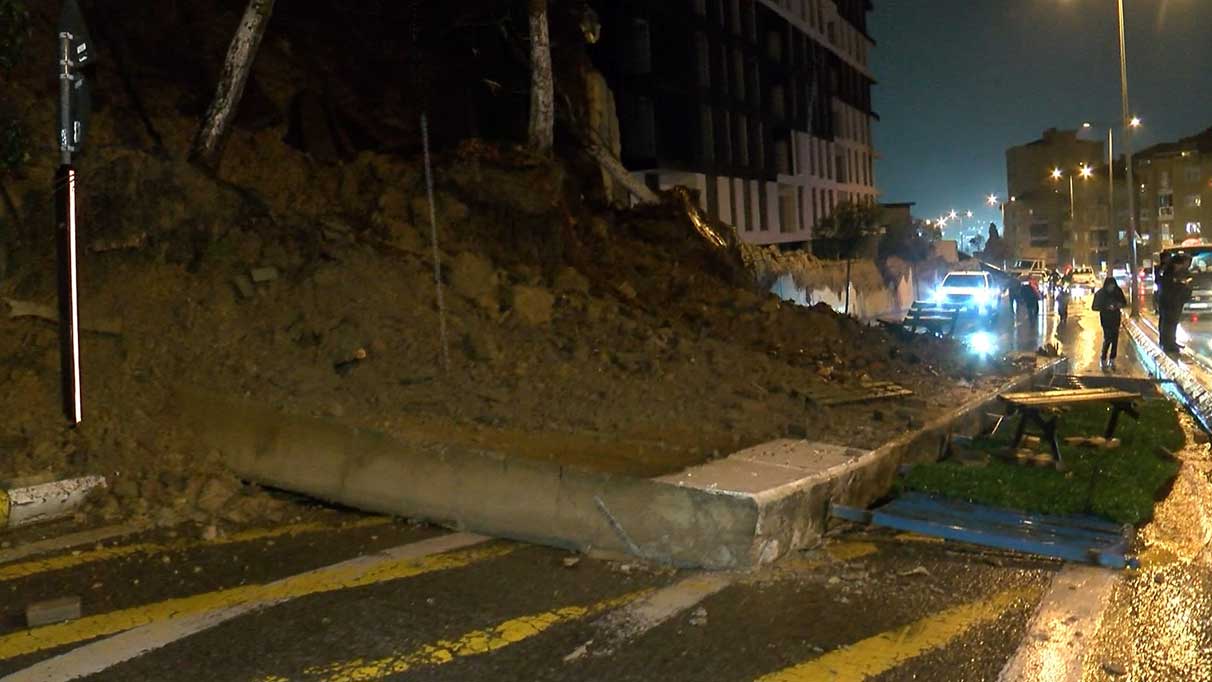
xmin=1159 ymin=206 xmax=1175 ymax=219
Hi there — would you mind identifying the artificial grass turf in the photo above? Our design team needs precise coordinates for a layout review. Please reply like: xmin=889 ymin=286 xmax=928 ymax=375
xmin=900 ymin=398 xmax=1185 ymax=524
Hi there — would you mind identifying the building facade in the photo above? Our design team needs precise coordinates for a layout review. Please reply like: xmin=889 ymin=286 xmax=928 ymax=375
xmin=1133 ymin=128 xmax=1212 ymax=254
xmin=1004 ymin=128 xmax=1105 ymax=267
xmin=593 ymin=0 xmax=877 ymax=247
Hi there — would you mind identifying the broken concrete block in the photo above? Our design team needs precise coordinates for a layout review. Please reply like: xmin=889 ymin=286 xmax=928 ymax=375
xmin=250 ymin=266 xmax=280 ymax=283
xmin=27 ymin=596 xmax=82 ymax=627
xmin=232 ymin=275 xmax=256 ymax=300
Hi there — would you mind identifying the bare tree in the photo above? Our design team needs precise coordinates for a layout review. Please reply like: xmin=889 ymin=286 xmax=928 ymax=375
xmin=527 ymin=0 xmax=554 ymax=153
xmin=189 ymin=0 xmax=275 ymax=170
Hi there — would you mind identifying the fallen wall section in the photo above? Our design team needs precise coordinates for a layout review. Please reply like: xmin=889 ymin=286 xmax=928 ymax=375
xmin=179 ymin=359 xmax=1065 ymax=569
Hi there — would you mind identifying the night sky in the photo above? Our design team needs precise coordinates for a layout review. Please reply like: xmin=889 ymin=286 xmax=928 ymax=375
xmin=871 ymin=0 xmax=1212 ymax=241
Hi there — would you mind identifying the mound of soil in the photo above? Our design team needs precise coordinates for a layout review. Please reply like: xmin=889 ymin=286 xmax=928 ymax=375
xmin=0 ymin=2 xmax=1026 ymax=531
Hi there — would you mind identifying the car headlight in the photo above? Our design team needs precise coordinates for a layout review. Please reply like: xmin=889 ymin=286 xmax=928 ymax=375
xmin=932 ymin=290 xmax=945 ymax=304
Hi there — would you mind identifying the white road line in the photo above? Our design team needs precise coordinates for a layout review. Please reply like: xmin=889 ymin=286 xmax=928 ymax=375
xmin=997 ymin=565 xmax=1118 ymax=682
xmin=0 ymin=523 xmax=150 ymax=565
xmin=0 ymin=533 xmax=488 ymax=682
xmin=565 ymin=573 xmax=733 ymax=660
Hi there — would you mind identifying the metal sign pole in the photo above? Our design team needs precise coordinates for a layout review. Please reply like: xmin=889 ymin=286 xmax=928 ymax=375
xmin=56 ymin=29 xmax=82 ymax=425
xmin=55 ymin=0 xmax=93 ymax=425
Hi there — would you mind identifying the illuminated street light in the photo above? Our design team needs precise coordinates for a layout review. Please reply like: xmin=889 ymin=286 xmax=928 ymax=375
xmin=987 ymin=194 xmax=998 ymax=206
xmin=1079 ymin=164 xmax=1093 ymax=179
xmin=966 ymin=210 xmax=973 ymax=218
xmin=948 ymin=209 xmax=958 ymax=220
xmin=1051 ymin=168 xmax=1063 ymax=180
xmin=1129 ymin=116 xmax=1142 ymax=128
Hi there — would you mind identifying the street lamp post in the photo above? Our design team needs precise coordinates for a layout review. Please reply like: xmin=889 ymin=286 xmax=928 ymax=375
xmin=1117 ymin=0 xmax=1141 ymax=316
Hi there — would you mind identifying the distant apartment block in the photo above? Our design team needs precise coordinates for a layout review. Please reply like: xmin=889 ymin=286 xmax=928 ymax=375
xmin=1134 ymin=127 xmax=1212 ymax=252
xmin=1004 ymin=128 xmax=1104 ymax=266
xmin=593 ymin=0 xmax=878 ymax=247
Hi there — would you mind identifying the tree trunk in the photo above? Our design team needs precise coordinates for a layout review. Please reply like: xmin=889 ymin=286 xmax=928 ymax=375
xmin=844 ymin=257 xmax=852 ymax=316
xmin=188 ymin=0 xmax=275 ymax=171
xmin=527 ymin=0 xmax=554 ymax=154
xmin=582 ymin=139 xmax=657 ymax=204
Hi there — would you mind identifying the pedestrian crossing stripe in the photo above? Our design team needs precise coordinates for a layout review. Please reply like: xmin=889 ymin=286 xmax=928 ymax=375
xmin=278 ymin=589 xmax=650 ymax=682
xmin=753 ymin=586 xmax=1041 ymax=681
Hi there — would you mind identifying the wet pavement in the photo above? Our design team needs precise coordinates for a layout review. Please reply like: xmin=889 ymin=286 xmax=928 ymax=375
xmin=0 ymin=299 xmax=1206 ymax=682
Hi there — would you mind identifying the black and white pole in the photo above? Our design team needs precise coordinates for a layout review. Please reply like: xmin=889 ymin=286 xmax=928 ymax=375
xmin=55 ymin=0 xmax=92 ymax=425
xmin=56 ymin=32 xmax=82 ymax=425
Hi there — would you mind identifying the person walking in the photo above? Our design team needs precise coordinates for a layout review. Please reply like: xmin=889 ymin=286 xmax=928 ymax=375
xmin=1056 ymin=283 xmax=1071 ymax=323
xmin=1092 ymin=276 xmax=1128 ymax=368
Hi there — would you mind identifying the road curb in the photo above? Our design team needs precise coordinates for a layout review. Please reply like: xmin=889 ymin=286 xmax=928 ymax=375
xmin=1125 ymin=318 xmax=1212 ymax=431
xmin=177 ymin=360 xmax=1065 ymax=570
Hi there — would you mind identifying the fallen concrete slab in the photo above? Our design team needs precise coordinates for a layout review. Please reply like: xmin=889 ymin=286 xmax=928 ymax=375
xmin=177 ymin=360 xmax=1065 ymax=569
xmin=1 ymin=476 xmax=107 ymax=530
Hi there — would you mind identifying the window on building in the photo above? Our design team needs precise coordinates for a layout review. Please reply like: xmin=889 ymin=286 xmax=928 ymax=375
xmin=1161 ymin=224 xmax=1172 ymax=244
xmin=741 ymin=0 xmax=756 ymax=40
xmin=752 ymin=120 xmax=765 ymax=169
xmin=732 ymin=48 xmax=746 ymax=102
xmin=747 ymin=59 xmax=761 ymax=107
xmin=836 ymin=152 xmax=846 ymax=183
xmin=1159 ymin=192 xmax=1174 ymax=218
xmin=812 ymin=188 xmax=819 ymax=224
xmin=1186 ymin=166 xmax=1201 ymax=183
xmin=735 ymin=112 xmax=749 ymax=166
xmin=1186 ymin=194 xmax=1202 ymax=208
xmin=1160 ymin=170 xmax=1171 ymax=188
xmin=1188 ymin=222 xmax=1203 ymax=235
xmin=625 ymin=19 xmax=652 ymax=74
xmin=766 ymin=29 xmax=783 ymax=62
xmin=717 ymin=107 xmax=732 ymax=162
xmin=700 ymin=106 xmax=714 ymax=162
xmin=622 ymin=96 xmax=656 ymax=158
xmin=774 ymin=137 xmax=791 ymax=175
xmin=694 ymin=33 xmax=710 ymax=87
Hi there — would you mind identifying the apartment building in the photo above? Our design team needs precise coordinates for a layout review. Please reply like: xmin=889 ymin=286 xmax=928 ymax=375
xmin=592 ymin=0 xmax=878 ymax=246
xmin=1133 ymin=127 xmax=1212 ymax=251
xmin=1004 ymin=128 xmax=1104 ymax=266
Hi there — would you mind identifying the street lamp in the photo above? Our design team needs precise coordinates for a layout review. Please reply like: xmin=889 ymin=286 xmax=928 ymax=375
xmin=1082 ymin=117 xmax=1141 ymax=276
xmin=1117 ymin=0 xmax=1141 ymax=316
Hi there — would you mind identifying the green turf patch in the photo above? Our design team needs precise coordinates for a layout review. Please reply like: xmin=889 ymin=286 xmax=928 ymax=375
xmin=900 ymin=399 xmax=1184 ymax=525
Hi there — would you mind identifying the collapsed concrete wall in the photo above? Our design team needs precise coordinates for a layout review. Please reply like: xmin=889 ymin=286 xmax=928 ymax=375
xmin=769 ymin=260 xmax=916 ymax=321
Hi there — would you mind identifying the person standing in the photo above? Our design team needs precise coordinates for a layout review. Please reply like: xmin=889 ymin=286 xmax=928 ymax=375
xmin=1158 ymin=254 xmax=1192 ymax=354
xmin=1092 ymin=276 xmax=1128 ymax=368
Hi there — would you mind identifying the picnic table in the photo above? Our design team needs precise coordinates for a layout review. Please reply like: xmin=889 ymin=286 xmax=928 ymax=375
xmin=996 ymin=387 xmax=1141 ymax=463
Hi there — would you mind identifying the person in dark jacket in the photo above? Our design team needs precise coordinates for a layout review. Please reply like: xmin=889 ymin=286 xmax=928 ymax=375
xmin=1092 ymin=276 xmax=1128 ymax=368
xmin=1158 ymin=254 xmax=1192 ymax=354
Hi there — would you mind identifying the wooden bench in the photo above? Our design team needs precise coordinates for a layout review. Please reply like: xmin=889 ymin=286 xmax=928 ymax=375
xmin=902 ymin=300 xmax=962 ymax=337
xmin=996 ymin=387 xmax=1141 ymax=463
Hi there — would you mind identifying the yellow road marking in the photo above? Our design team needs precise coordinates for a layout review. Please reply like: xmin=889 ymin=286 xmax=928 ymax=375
xmin=283 ymin=590 xmax=649 ymax=682
xmin=0 ymin=542 xmax=512 ymax=662
xmin=0 ymin=517 xmax=392 ymax=582
xmin=755 ymin=586 xmax=1041 ymax=682
xmin=826 ymin=541 xmax=879 ymax=561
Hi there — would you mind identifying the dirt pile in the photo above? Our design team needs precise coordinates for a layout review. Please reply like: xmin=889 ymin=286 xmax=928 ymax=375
xmin=0 ymin=3 xmax=1022 ymax=532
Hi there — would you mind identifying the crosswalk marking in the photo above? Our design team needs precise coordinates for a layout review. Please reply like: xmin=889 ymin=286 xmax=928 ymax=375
xmin=0 ymin=534 xmax=507 ymax=678
xmin=0 ymin=517 xmax=391 ymax=582
xmin=282 ymin=590 xmax=649 ymax=682
xmin=755 ymin=587 xmax=1040 ymax=682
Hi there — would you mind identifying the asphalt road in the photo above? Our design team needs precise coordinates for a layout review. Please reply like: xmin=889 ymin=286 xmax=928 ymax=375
xmin=0 ymin=513 xmax=1056 ymax=682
